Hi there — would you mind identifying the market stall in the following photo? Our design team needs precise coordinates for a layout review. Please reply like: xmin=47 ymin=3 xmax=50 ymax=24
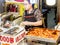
xmin=0 ymin=0 xmax=60 ymax=45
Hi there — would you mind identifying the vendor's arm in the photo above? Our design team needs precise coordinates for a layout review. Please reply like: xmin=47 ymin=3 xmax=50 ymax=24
xmin=21 ymin=20 xmax=42 ymax=26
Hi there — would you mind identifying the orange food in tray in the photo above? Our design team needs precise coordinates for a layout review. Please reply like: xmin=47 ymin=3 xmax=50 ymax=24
xmin=27 ymin=28 xmax=60 ymax=40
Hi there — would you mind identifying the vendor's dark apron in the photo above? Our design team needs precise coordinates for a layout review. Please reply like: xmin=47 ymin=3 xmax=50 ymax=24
xmin=24 ymin=10 xmax=43 ymax=31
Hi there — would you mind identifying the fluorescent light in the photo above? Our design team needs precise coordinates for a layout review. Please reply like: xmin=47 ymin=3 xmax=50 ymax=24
xmin=46 ymin=0 xmax=56 ymax=6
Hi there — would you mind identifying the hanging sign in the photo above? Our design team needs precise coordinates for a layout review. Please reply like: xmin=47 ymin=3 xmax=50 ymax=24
xmin=15 ymin=0 xmax=24 ymax=2
xmin=30 ymin=0 xmax=37 ymax=4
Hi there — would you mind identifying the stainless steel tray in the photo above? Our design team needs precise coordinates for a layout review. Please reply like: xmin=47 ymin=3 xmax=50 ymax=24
xmin=25 ymin=35 xmax=60 ymax=44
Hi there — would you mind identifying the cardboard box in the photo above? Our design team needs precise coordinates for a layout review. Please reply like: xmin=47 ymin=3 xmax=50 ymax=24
xmin=0 ymin=30 xmax=25 ymax=45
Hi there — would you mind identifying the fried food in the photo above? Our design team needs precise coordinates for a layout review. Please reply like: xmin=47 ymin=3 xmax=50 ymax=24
xmin=27 ymin=28 xmax=60 ymax=40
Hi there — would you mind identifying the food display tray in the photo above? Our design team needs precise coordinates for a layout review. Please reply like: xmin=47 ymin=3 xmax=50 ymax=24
xmin=25 ymin=35 xmax=60 ymax=44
